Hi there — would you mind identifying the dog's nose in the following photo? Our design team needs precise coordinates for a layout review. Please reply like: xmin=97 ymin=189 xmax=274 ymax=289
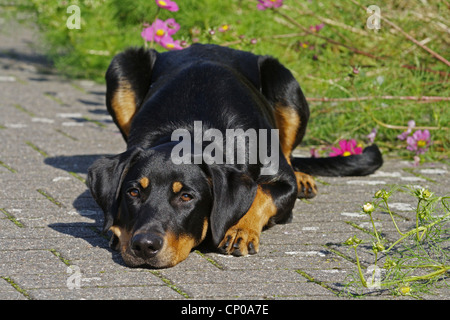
xmin=131 ymin=233 xmax=163 ymax=259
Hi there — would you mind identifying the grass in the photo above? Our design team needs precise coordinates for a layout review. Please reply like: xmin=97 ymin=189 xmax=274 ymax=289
xmin=5 ymin=0 xmax=450 ymax=161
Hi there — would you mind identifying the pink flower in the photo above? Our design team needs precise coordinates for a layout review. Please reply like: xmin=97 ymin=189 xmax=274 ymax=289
xmin=155 ymin=0 xmax=179 ymax=12
xmin=397 ymin=120 xmax=415 ymax=140
xmin=309 ymin=23 xmax=325 ymax=32
xmin=141 ymin=19 xmax=169 ymax=43
xmin=406 ymin=130 xmax=431 ymax=155
xmin=366 ymin=128 xmax=377 ymax=144
xmin=165 ymin=18 xmax=180 ymax=36
xmin=141 ymin=26 xmax=156 ymax=43
xmin=310 ymin=148 xmax=320 ymax=158
xmin=329 ymin=139 xmax=363 ymax=157
xmin=315 ymin=23 xmax=325 ymax=31
xmin=141 ymin=18 xmax=182 ymax=50
xmin=160 ymin=35 xmax=183 ymax=50
xmin=257 ymin=0 xmax=284 ymax=10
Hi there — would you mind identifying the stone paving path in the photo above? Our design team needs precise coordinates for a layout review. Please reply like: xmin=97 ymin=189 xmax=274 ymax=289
xmin=0 ymin=16 xmax=449 ymax=301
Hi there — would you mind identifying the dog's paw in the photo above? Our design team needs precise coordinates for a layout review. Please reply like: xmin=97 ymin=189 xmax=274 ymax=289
xmin=295 ymin=172 xmax=317 ymax=199
xmin=218 ymin=224 xmax=260 ymax=256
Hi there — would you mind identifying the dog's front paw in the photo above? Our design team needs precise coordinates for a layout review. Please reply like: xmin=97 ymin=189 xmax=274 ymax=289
xmin=295 ymin=172 xmax=317 ymax=199
xmin=218 ymin=224 xmax=260 ymax=256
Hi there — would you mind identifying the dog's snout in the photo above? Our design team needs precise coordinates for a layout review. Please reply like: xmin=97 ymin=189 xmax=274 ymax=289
xmin=131 ymin=233 xmax=163 ymax=259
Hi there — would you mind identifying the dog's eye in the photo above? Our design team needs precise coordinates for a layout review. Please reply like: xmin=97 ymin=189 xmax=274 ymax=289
xmin=127 ymin=188 xmax=140 ymax=198
xmin=180 ymin=193 xmax=193 ymax=202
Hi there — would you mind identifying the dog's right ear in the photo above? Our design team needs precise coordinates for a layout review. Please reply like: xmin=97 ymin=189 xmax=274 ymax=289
xmin=87 ymin=147 xmax=143 ymax=233
xmin=106 ymin=47 xmax=158 ymax=140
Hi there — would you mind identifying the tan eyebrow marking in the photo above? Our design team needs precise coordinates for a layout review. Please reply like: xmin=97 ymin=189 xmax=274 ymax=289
xmin=139 ymin=177 xmax=150 ymax=189
xmin=172 ymin=181 xmax=183 ymax=193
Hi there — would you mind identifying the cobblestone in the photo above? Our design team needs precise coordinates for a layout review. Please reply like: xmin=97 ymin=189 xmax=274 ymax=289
xmin=0 ymin=17 xmax=448 ymax=301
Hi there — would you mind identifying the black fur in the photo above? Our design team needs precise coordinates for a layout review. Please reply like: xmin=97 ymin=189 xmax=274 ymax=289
xmin=292 ymin=145 xmax=383 ymax=177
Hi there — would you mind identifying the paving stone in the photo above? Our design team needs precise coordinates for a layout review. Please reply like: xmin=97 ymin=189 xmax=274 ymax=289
xmin=0 ymin=13 xmax=448 ymax=301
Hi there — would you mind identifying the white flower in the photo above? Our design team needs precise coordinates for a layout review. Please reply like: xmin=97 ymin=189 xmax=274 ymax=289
xmin=363 ymin=202 xmax=375 ymax=214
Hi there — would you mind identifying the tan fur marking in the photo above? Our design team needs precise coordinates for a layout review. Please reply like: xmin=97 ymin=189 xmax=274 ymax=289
xmin=274 ymin=105 xmax=300 ymax=165
xmin=219 ymin=186 xmax=277 ymax=255
xmin=110 ymin=226 xmax=132 ymax=253
xmin=238 ymin=186 xmax=277 ymax=232
xmin=139 ymin=177 xmax=150 ymax=189
xmin=161 ymin=219 xmax=209 ymax=267
xmin=111 ymin=78 xmax=136 ymax=137
xmin=164 ymin=232 xmax=196 ymax=267
xmin=200 ymin=218 xmax=209 ymax=243
xmin=172 ymin=181 xmax=183 ymax=193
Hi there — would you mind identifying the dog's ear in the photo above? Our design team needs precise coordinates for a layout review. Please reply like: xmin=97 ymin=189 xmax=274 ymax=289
xmin=205 ymin=165 xmax=258 ymax=247
xmin=105 ymin=47 xmax=158 ymax=140
xmin=87 ymin=147 xmax=143 ymax=233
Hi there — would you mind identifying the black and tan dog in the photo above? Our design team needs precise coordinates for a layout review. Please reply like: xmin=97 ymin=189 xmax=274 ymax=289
xmin=87 ymin=44 xmax=382 ymax=268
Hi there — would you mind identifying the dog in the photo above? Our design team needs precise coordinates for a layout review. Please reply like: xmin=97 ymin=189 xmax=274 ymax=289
xmin=87 ymin=44 xmax=383 ymax=268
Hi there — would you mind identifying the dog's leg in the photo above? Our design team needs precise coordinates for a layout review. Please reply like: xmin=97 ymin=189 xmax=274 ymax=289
xmin=105 ymin=48 xmax=158 ymax=141
xmin=218 ymin=159 xmax=298 ymax=256
xmin=273 ymin=105 xmax=317 ymax=199
xmin=218 ymin=186 xmax=276 ymax=256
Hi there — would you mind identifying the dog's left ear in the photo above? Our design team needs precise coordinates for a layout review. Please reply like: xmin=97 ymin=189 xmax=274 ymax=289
xmin=204 ymin=165 xmax=258 ymax=247
xmin=87 ymin=147 xmax=142 ymax=233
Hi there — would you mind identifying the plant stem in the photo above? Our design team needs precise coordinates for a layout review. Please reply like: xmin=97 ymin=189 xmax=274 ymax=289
xmin=384 ymin=226 xmax=427 ymax=253
xmin=353 ymin=245 xmax=367 ymax=288
xmin=397 ymin=264 xmax=448 ymax=270
xmin=385 ymin=209 xmax=450 ymax=253
xmin=381 ymin=266 xmax=450 ymax=287
xmin=416 ymin=199 xmax=422 ymax=242
xmin=368 ymin=212 xmax=381 ymax=244
xmin=273 ymin=9 xmax=384 ymax=60
xmin=366 ymin=107 xmax=446 ymax=131
xmin=384 ymin=199 xmax=405 ymax=236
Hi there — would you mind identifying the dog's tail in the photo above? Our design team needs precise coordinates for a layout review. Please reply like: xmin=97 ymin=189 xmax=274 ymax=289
xmin=291 ymin=145 xmax=383 ymax=177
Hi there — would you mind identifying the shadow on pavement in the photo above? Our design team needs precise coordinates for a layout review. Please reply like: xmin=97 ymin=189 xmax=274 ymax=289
xmin=45 ymin=154 xmax=129 ymax=267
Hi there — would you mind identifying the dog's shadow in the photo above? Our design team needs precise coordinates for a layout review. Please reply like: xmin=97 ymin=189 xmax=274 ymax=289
xmin=45 ymin=154 xmax=127 ymax=266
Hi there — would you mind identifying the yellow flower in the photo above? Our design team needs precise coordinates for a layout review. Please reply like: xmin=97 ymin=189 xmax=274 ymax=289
xmin=399 ymin=284 xmax=411 ymax=295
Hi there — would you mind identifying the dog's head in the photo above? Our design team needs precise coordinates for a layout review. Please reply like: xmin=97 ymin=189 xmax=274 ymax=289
xmin=87 ymin=143 xmax=256 ymax=268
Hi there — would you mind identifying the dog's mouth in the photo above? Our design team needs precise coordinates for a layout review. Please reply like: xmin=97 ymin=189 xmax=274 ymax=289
xmin=109 ymin=226 xmax=198 ymax=268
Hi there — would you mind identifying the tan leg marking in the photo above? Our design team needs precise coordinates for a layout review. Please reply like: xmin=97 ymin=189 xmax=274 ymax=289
xmin=110 ymin=78 xmax=137 ymax=137
xmin=274 ymin=105 xmax=300 ymax=165
xmin=219 ymin=186 xmax=277 ymax=256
